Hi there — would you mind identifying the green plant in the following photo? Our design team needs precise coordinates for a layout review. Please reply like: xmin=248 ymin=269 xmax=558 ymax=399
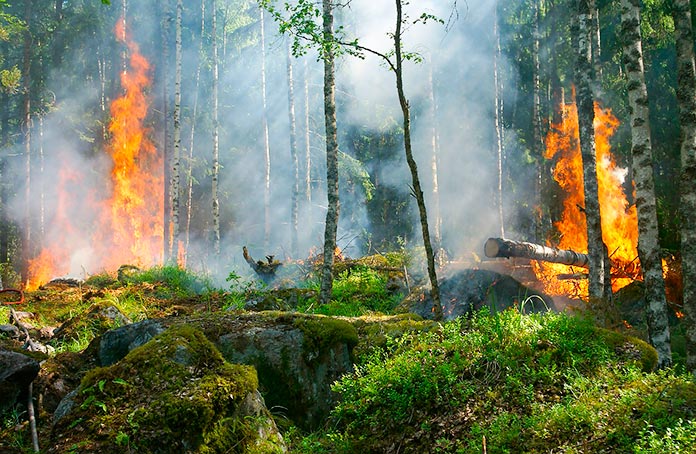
xmin=635 ymin=419 xmax=696 ymax=453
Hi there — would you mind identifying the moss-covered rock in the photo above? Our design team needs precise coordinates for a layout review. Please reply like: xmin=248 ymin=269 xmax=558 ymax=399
xmin=208 ymin=312 xmax=356 ymax=431
xmin=50 ymin=324 xmax=285 ymax=453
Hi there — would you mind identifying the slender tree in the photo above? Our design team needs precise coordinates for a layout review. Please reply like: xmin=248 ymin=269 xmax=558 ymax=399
xmin=620 ymin=0 xmax=672 ymax=368
xmin=303 ymin=58 xmax=312 ymax=223
xmin=21 ymin=0 xmax=33 ymax=272
xmin=493 ymin=0 xmax=505 ymax=238
xmin=161 ymin=0 xmax=172 ymax=262
xmin=260 ymin=7 xmax=272 ymax=249
xmin=318 ymin=0 xmax=340 ymax=306
xmin=170 ymin=0 xmax=183 ymax=265
xmin=576 ymin=0 xmax=610 ymax=315
xmin=212 ymin=0 xmax=221 ymax=257
xmin=393 ymin=0 xmax=442 ymax=319
xmin=287 ymin=38 xmax=300 ymax=258
xmin=185 ymin=0 xmax=206 ymax=264
xmin=532 ymin=0 xmax=544 ymax=242
xmin=672 ymin=0 xmax=696 ymax=374
xmin=426 ymin=59 xmax=442 ymax=258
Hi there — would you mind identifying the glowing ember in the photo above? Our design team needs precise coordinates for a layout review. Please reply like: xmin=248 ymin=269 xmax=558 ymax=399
xmin=24 ymin=17 xmax=163 ymax=290
xmin=533 ymin=99 xmax=639 ymax=299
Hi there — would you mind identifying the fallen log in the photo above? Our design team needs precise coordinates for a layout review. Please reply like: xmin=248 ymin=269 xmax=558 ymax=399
xmin=484 ymin=237 xmax=590 ymax=268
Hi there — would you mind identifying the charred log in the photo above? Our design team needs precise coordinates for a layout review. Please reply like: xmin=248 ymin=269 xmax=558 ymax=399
xmin=243 ymin=246 xmax=282 ymax=282
xmin=485 ymin=237 xmax=590 ymax=268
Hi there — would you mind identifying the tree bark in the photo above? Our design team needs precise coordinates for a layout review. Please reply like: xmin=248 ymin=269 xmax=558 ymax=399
xmin=493 ymin=0 xmax=505 ymax=238
xmin=170 ymin=0 xmax=183 ymax=265
xmin=485 ymin=237 xmax=590 ymax=267
xmin=287 ymin=38 xmax=300 ymax=258
xmin=427 ymin=59 xmax=442 ymax=257
xmin=589 ymin=0 xmax=602 ymax=81
xmin=318 ymin=0 xmax=340 ymax=307
xmin=160 ymin=0 xmax=172 ymax=263
xmin=576 ymin=0 xmax=611 ymax=315
xmin=672 ymin=0 xmax=696 ymax=374
xmin=394 ymin=0 xmax=442 ymax=320
xmin=185 ymin=0 xmax=206 ymax=265
xmin=620 ymin=0 xmax=672 ymax=368
xmin=260 ymin=7 xmax=272 ymax=249
xmin=22 ymin=0 xmax=33 ymax=274
xmin=212 ymin=0 xmax=221 ymax=257
xmin=303 ymin=58 xmax=313 ymax=229
xmin=532 ymin=0 xmax=544 ymax=242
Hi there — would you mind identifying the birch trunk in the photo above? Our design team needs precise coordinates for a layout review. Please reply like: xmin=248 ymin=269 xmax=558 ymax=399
xmin=260 ymin=7 xmax=271 ymax=249
xmin=170 ymin=0 xmax=183 ymax=265
xmin=287 ymin=38 xmax=299 ymax=258
xmin=576 ymin=0 xmax=610 ymax=314
xmin=185 ymin=0 xmax=206 ymax=263
xmin=161 ymin=0 xmax=172 ymax=262
xmin=319 ymin=0 xmax=339 ymax=306
xmin=22 ymin=0 xmax=33 ymax=270
xmin=427 ymin=61 xmax=442 ymax=255
xmin=532 ymin=0 xmax=544 ymax=241
xmin=493 ymin=0 xmax=505 ymax=238
xmin=304 ymin=58 xmax=312 ymax=219
xmin=394 ymin=0 xmax=442 ymax=320
xmin=620 ymin=0 xmax=671 ymax=367
xmin=212 ymin=0 xmax=221 ymax=256
xmin=672 ymin=0 xmax=696 ymax=374
xmin=589 ymin=0 xmax=602 ymax=81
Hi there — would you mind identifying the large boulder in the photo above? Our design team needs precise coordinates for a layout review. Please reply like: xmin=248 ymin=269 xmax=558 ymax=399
xmin=400 ymin=268 xmax=556 ymax=320
xmin=51 ymin=324 xmax=285 ymax=453
xmin=0 ymin=350 xmax=41 ymax=414
xmin=96 ymin=312 xmax=358 ymax=431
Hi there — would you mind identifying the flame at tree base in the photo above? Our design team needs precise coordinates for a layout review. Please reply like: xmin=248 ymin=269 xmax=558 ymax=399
xmin=533 ymin=99 xmax=640 ymax=300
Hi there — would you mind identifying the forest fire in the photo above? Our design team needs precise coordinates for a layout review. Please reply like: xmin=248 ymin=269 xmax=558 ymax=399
xmin=532 ymin=100 xmax=640 ymax=299
xmin=24 ymin=17 xmax=162 ymax=290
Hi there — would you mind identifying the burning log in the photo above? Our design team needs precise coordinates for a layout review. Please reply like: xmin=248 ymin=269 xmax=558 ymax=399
xmin=242 ymin=246 xmax=282 ymax=281
xmin=484 ymin=237 xmax=590 ymax=268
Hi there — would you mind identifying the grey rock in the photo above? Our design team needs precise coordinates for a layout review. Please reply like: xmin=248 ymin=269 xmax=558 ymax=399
xmin=0 ymin=350 xmax=41 ymax=413
xmin=0 ymin=324 xmax=20 ymax=339
xmin=98 ymin=319 xmax=165 ymax=366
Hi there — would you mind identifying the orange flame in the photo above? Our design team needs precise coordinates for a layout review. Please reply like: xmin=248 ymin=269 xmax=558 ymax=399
xmin=24 ymin=17 xmax=163 ymax=290
xmin=533 ymin=99 xmax=639 ymax=298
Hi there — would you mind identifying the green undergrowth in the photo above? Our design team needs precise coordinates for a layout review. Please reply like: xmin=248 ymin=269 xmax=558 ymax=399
xmin=288 ymin=309 xmax=696 ymax=454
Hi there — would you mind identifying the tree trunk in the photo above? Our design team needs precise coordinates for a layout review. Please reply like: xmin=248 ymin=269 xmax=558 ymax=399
xmin=493 ymin=0 xmax=505 ymax=238
xmin=319 ymin=0 xmax=339 ymax=307
xmin=589 ymin=0 xmax=602 ymax=81
xmin=532 ymin=0 xmax=544 ymax=242
xmin=304 ymin=58 xmax=312 ymax=224
xmin=485 ymin=237 xmax=590 ymax=267
xmin=576 ymin=0 xmax=611 ymax=315
xmin=161 ymin=0 xmax=172 ymax=263
xmin=427 ymin=60 xmax=442 ymax=257
xmin=394 ymin=0 xmax=442 ymax=320
xmin=212 ymin=0 xmax=221 ymax=257
xmin=287 ymin=38 xmax=300 ymax=258
xmin=170 ymin=0 xmax=183 ymax=265
xmin=672 ymin=0 xmax=696 ymax=374
xmin=260 ymin=7 xmax=272 ymax=249
xmin=620 ymin=0 xmax=672 ymax=368
xmin=22 ymin=0 xmax=33 ymax=274
xmin=185 ymin=0 xmax=206 ymax=264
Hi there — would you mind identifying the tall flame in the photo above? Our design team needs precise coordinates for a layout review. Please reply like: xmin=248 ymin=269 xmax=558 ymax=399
xmin=24 ymin=17 xmax=163 ymax=290
xmin=533 ymin=99 xmax=639 ymax=298
xmin=95 ymin=17 xmax=163 ymax=270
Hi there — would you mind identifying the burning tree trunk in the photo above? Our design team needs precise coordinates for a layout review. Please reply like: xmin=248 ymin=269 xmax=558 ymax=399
xmin=485 ymin=237 xmax=590 ymax=267
xmin=575 ymin=0 xmax=611 ymax=311
xmin=672 ymin=0 xmax=696 ymax=374
xmin=620 ymin=0 xmax=672 ymax=368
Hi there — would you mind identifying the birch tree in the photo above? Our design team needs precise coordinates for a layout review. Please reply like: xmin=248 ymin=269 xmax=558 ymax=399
xmin=212 ymin=0 xmax=221 ymax=257
xmin=260 ymin=7 xmax=271 ymax=249
xmin=620 ymin=0 xmax=671 ymax=367
xmin=287 ymin=38 xmax=300 ymax=258
xmin=576 ymin=0 xmax=610 ymax=314
xmin=672 ymin=0 xmax=696 ymax=374
xmin=170 ymin=0 xmax=183 ymax=264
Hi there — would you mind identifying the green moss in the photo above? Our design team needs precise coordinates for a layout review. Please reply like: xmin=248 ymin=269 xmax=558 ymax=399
xmin=52 ymin=324 xmax=272 ymax=453
xmin=292 ymin=315 xmax=359 ymax=362
xmin=597 ymin=327 xmax=659 ymax=372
